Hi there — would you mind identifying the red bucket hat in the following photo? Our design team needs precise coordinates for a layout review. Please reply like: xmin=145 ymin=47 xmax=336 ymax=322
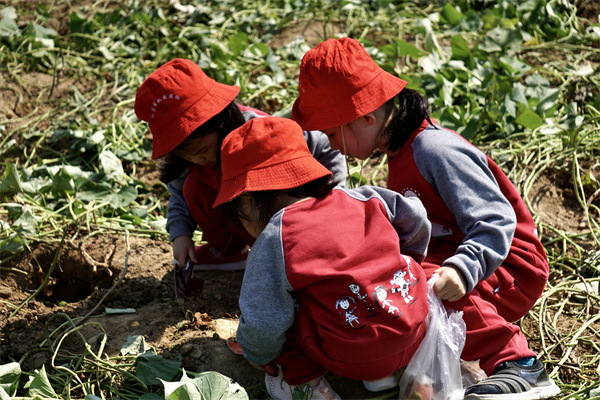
xmin=292 ymin=37 xmax=408 ymax=131
xmin=135 ymin=59 xmax=240 ymax=159
xmin=213 ymin=117 xmax=332 ymax=207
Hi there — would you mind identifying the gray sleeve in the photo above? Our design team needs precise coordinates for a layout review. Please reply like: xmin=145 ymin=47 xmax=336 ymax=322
xmin=303 ymin=129 xmax=347 ymax=188
xmin=236 ymin=214 xmax=296 ymax=365
xmin=343 ymin=186 xmax=431 ymax=262
xmin=414 ymin=128 xmax=516 ymax=291
xmin=164 ymin=170 xmax=196 ymax=242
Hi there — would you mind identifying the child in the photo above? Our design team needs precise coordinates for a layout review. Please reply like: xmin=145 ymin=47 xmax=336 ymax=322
xmin=134 ymin=58 xmax=346 ymax=274
xmin=214 ymin=117 xmax=433 ymax=399
xmin=291 ymin=37 xmax=561 ymax=399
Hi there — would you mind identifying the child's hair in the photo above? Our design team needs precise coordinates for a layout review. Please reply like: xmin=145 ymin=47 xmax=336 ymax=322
xmin=380 ymin=88 xmax=435 ymax=153
xmin=156 ymin=101 xmax=246 ymax=183
xmin=219 ymin=175 xmax=335 ymax=232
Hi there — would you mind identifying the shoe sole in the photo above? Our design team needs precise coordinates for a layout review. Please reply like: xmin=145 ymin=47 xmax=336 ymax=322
xmin=464 ymin=382 xmax=561 ymax=400
xmin=363 ymin=376 xmax=399 ymax=392
xmin=172 ymin=259 xmax=247 ymax=271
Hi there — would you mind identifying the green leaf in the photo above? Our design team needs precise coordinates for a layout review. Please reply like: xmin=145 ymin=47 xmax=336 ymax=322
xmin=52 ymin=167 xmax=76 ymax=197
xmin=498 ymin=56 xmax=530 ymax=77
xmin=12 ymin=208 xmax=38 ymax=237
xmin=136 ymin=351 xmax=181 ymax=386
xmin=228 ymin=32 xmax=248 ymax=56
xmin=0 ymin=164 xmax=24 ymax=194
xmin=515 ymin=108 xmax=544 ymax=130
xmin=99 ymin=150 xmax=125 ymax=182
xmin=396 ymin=39 xmax=427 ymax=59
xmin=536 ymin=88 xmax=560 ymax=117
xmin=0 ymin=362 xmax=21 ymax=395
xmin=6 ymin=203 xmax=23 ymax=219
xmin=582 ymin=171 xmax=599 ymax=192
xmin=106 ymin=185 xmax=138 ymax=208
xmin=0 ymin=9 xmax=19 ymax=38
xmin=479 ymin=27 xmax=523 ymax=53
xmin=121 ymin=335 xmax=147 ymax=356
xmin=450 ymin=35 xmax=470 ymax=60
xmin=164 ymin=371 xmax=248 ymax=400
xmin=441 ymin=3 xmax=463 ymax=26
xmin=0 ymin=232 xmax=26 ymax=254
xmin=28 ymin=365 xmax=57 ymax=398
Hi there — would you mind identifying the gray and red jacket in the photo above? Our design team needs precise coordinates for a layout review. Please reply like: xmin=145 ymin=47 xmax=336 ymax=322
xmin=236 ymin=186 xmax=431 ymax=366
xmin=387 ymin=120 xmax=548 ymax=296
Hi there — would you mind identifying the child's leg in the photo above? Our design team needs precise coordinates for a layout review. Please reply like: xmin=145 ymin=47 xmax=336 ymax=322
xmin=445 ymin=286 xmax=537 ymax=375
xmin=266 ymin=340 xmax=340 ymax=400
xmin=182 ymin=172 xmax=255 ymax=262
xmin=421 ymin=261 xmax=535 ymax=375
xmin=477 ymin=244 xmax=548 ymax=322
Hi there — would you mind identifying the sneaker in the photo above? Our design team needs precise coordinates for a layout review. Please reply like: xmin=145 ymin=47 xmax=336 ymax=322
xmin=265 ymin=371 xmax=341 ymax=400
xmin=179 ymin=244 xmax=249 ymax=271
xmin=463 ymin=358 xmax=560 ymax=399
xmin=363 ymin=374 xmax=399 ymax=392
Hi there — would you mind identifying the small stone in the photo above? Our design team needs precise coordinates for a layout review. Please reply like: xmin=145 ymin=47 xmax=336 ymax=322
xmin=180 ymin=343 xmax=194 ymax=355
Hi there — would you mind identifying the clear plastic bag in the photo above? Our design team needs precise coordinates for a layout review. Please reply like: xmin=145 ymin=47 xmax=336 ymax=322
xmin=398 ymin=274 xmax=467 ymax=400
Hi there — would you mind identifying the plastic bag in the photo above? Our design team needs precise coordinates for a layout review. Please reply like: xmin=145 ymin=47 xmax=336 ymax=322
xmin=398 ymin=274 xmax=467 ymax=400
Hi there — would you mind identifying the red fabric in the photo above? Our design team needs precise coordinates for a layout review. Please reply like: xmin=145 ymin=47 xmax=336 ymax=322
xmin=214 ymin=117 xmax=332 ymax=207
xmin=387 ymin=121 xmax=548 ymax=374
xmin=387 ymin=121 xmax=549 ymax=321
xmin=135 ymin=59 xmax=240 ymax=158
xmin=292 ymin=37 xmax=407 ymax=131
xmin=183 ymin=164 xmax=255 ymax=253
xmin=275 ymin=192 xmax=429 ymax=381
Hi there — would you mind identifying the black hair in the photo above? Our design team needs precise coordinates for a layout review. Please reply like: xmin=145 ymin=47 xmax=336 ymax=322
xmin=380 ymin=88 xmax=435 ymax=154
xmin=155 ymin=100 xmax=246 ymax=183
xmin=219 ymin=176 xmax=336 ymax=233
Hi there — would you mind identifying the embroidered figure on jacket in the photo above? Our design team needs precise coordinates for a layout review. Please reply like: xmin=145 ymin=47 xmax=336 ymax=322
xmin=335 ymin=296 xmax=360 ymax=327
xmin=390 ymin=269 xmax=414 ymax=303
xmin=401 ymin=255 xmax=417 ymax=283
xmin=373 ymin=285 xmax=399 ymax=314
xmin=349 ymin=283 xmax=375 ymax=313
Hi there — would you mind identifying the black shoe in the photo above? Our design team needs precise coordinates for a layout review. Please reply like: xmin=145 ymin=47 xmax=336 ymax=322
xmin=463 ymin=359 xmax=560 ymax=399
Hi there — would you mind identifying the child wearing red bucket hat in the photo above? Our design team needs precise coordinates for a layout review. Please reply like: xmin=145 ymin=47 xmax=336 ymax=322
xmin=134 ymin=59 xmax=346 ymax=279
xmin=292 ymin=37 xmax=560 ymax=399
xmin=214 ymin=116 xmax=433 ymax=400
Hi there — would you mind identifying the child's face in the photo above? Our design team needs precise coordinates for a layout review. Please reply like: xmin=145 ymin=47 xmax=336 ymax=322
xmin=321 ymin=115 xmax=381 ymax=160
xmin=174 ymin=132 xmax=220 ymax=166
xmin=238 ymin=194 xmax=263 ymax=238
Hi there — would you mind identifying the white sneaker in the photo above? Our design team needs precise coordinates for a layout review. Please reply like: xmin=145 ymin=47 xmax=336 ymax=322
xmin=264 ymin=370 xmax=341 ymax=400
xmin=363 ymin=374 xmax=399 ymax=392
xmin=264 ymin=370 xmax=295 ymax=400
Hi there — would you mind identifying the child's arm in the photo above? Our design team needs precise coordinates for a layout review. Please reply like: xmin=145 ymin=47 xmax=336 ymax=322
xmin=350 ymin=186 xmax=432 ymax=262
xmin=414 ymin=128 xmax=517 ymax=293
xmin=165 ymin=173 xmax=197 ymax=265
xmin=433 ymin=265 xmax=467 ymax=302
xmin=236 ymin=221 xmax=296 ymax=366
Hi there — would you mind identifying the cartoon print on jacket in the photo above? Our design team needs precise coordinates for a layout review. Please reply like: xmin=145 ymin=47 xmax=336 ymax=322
xmin=349 ymin=283 xmax=376 ymax=313
xmin=335 ymin=296 xmax=360 ymax=327
xmin=372 ymin=285 xmax=399 ymax=315
xmin=401 ymin=255 xmax=417 ymax=284
xmin=390 ymin=270 xmax=414 ymax=303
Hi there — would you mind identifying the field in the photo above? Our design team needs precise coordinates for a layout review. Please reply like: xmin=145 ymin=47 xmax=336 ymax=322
xmin=1 ymin=0 xmax=600 ymax=399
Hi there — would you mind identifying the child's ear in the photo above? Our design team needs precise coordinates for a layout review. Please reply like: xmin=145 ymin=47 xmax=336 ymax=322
xmin=362 ymin=112 xmax=376 ymax=126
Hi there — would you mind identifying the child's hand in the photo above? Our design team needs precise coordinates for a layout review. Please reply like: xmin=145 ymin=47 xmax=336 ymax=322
xmin=172 ymin=236 xmax=197 ymax=267
xmin=433 ymin=266 xmax=467 ymax=302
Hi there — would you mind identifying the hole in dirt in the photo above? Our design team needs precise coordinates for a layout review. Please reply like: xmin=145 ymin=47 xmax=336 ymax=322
xmin=30 ymin=241 xmax=119 ymax=303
